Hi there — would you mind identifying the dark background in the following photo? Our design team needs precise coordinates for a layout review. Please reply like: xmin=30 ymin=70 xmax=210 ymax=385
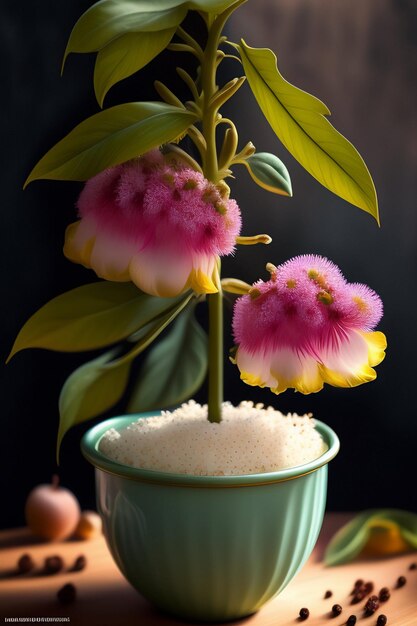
xmin=1 ymin=0 xmax=416 ymax=529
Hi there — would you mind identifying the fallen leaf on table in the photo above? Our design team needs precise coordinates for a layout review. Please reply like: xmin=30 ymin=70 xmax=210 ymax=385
xmin=324 ymin=509 xmax=417 ymax=565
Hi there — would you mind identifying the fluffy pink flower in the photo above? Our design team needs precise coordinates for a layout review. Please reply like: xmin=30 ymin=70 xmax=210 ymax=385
xmin=232 ymin=255 xmax=386 ymax=394
xmin=64 ymin=151 xmax=241 ymax=297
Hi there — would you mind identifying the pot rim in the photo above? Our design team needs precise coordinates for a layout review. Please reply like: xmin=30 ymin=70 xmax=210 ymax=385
xmin=81 ymin=413 xmax=340 ymax=488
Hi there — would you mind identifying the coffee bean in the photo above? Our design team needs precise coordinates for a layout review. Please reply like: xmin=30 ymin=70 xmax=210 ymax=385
xmin=45 ymin=555 xmax=64 ymax=574
xmin=377 ymin=616 xmax=387 ymax=626
xmin=57 ymin=583 xmax=76 ymax=605
xmin=396 ymin=576 xmax=406 ymax=588
xmin=324 ymin=590 xmax=333 ymax=599
xmin=350 ymin=579 xmax=364 ymax=595
xmin=299 ymin=607 xmax=309 ymax=620
xmin=351 ymin=591 xmax=365 ymax=605
xmin=364 ymin=581 xmax=374 ymax=594
xmin=72 ymin=555 xmax=87 ymax=572
xmin=332 ymin=604 xmax=342 ymax=617
xmin=17 ymin=554 xmax=34 ymax=574
xmin=364 ymin=595 xmax=379 ymax=616
xmin=379 ymin=587 xmax=390 ymax=602
xmin=346 ymin=616 xmax=357 ymax=626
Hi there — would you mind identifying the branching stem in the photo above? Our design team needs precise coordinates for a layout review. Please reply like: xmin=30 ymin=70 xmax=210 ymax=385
xmin=183 ymin=2 xmax=248 ymax=423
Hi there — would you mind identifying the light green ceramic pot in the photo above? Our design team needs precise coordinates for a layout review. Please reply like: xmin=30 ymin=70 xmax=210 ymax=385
xmin=81 ymin=414 xmax=339 ymax=622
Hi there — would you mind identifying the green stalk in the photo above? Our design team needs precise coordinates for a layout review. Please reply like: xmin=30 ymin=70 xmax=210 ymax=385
xmin=200 ymin=12 xmax=228 ymax=423
xmin=207 ymin=265 xmax=223 ymax=423
xmin=198 ymin=3 xmax=246 ymax=422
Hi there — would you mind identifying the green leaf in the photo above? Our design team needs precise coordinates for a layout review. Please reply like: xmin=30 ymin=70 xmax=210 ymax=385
xmin=64 ymin=0 xmax=243 ymax=66
xmin=128 ymin=305 xmax=207 ymax=412
xmin=63 ymin=0 xmax=246 ymax=70
xmin=324 ymin=509 xmax=417 ymax=566
xmin=238 ymin=41 xmax=379 ymax=222
xmin=114 ymin=291 xmax=194 ymax=367
xmin=242 ymin=152 xmax=292 ymax=196
xmin=94 ymin=28 xmax=176 ymax=107
xmin=24 ymin=102 xmax=197 ymax=185
xmin=63 ymin=0 xmax=188 ymax=64
xmin=57 ymin=290 xmax=193 ymax=459
xmin=57 ymin=348 xmax=132 ymax=460
xmin=7 ymin=282 xmax=190 ymax=359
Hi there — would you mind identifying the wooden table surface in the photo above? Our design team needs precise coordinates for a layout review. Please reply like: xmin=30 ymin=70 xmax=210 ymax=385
xmin=1 ymin=514 xmax=416 ymax=626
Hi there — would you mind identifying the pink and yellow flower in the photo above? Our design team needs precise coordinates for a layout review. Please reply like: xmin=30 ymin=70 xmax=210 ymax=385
xmin=232 ymin=255 xmax=386 ymax=394
xmin=64 ymin=151 xmax=241 ymax=297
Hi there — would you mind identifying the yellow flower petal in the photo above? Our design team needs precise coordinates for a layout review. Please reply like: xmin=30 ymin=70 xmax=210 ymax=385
xmin=360 ymin=330 xmax=387 ymax=367
xmin=320 ymin=362 xmax=377 ymax=388
xmin=239 ymin=370 xmax=267 ymax=388
xmin=187 ymin=268 xmax=218 ymax=294
xmin=64 ymin=221 xmax=95 ymax=268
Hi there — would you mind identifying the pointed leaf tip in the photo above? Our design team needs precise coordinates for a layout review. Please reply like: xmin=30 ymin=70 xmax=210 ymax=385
xmin=94 ymin=29 xmax=176 ymax=108
xmin=238 ymin=40 xmax=379 ymax=223
xmin=24 ymin=102 xmax=197 ymax=185
xmin=7 ymin=282 xmax=190 ymax=358
xmin=244 ymin=152 xmax=292 ymax=197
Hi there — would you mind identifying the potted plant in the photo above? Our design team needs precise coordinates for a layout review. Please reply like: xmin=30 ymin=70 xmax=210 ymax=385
xmin=9 ymin=0 xmax=386 ymax=621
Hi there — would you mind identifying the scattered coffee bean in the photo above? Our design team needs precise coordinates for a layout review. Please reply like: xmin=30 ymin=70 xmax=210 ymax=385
xmin=72 ymin=555 xmax=87 ymax=572
xmin=45 ymin=555 xmax=64 ymax=574
xmin=351 ymin=591 xmax=365 ymax=605
xmin=299 ymin=607 xmax=309 ymax=620
xmin=332 ymin=604 xmax=342 ymax=617
xmin=346 ymin=616 xmax=357 ymax=626
xmin=17 ymin=553 xmax=35 ymax=574
xmin=364 ymin=581 xmax=374 ymax=594
xmin=396 ymin=575 xmax=406 ymax=588
xmin=324 ymin=590 xmax=333 ymax=599
xmin=57 ymin=582 xmax=76 ymax=605
xmin=379 ymin=587 xmax=390 ymax=602
xmin=350 ymin=579 xmax=364 ymax=595
xmin=409 ymin=562 xmax=417 ymax=571
xmin=364 ymin=595 xmax=379 ymax=616
xmin=377 ymin=616 xmax=387 ymax=626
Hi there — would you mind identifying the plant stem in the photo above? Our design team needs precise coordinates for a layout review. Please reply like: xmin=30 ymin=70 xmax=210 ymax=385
xmin=208 ymin=265 xmax=223 ymax=423
xmin=200 ymin=14 xmax=225 ymax=423
xmin=199 ymin=3 xmax=246 ymax=422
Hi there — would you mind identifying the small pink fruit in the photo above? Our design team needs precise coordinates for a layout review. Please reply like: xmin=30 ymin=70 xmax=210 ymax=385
xmin=25 ymin=476 xmax=80 ymax=541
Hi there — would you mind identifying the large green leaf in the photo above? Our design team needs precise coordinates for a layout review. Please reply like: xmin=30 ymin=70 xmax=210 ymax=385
xmin=324 ymin=509 xmax=417 ymax=566
xmin=7 ymin=282 xmax=190 ymax=358
xmin=128 ymin=305 xmax=207 ymax=412
xmin=24 ymin=102 xmax=197 ymax=185
xmin=57 ymin=291 xmax=193 ymax=458
xmin=242 ymin=152 xmax=292 ymax=196
xmin=238 ymin=41 xmax=379 ymax=222
xmin=57 ymin=348 xmax=132 ymax=460
xmin=64 ymin=0 xmax=188 ymax=63
xmin=94 ymin=28 xmax=176 ymax=107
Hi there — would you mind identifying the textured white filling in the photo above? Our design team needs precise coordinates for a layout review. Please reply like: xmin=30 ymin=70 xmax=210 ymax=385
xmin=99 ymin=401 xmax=326 ymax=475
